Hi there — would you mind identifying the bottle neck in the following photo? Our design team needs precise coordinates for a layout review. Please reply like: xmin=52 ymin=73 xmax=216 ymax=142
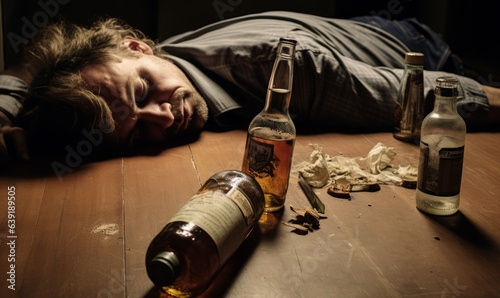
xmin=405 ymin=63 xmax=423 ymax=73
xmin=433 ymin=83 xmax=459 ymax=115
xmin=433 ymin=95 xmax=458 ymax=115
xmin=400 ymin=63 xmax=424 ymax=99
xmin=263 ymin=44 xmax=294 ymax=115
xmin=263 ymin=87 xmax=292 ymax=115
xmin=401 ymin=63 xmax=424 ymax=86
xmin=148 ymin=251 xmax=180 ymax=287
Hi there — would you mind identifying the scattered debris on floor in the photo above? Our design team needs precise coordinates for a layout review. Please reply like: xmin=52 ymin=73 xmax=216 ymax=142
xmin=295 ymin=143 xmax=418 ymax=188
xmin=282 ymin=205 xmax=327 ymax=235
xmin=327 ymin=178 xmax=381 ymax=200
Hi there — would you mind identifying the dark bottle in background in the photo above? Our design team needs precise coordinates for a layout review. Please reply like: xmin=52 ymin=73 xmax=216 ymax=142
xmin=393 ymin=52 xmax=425 ymax=143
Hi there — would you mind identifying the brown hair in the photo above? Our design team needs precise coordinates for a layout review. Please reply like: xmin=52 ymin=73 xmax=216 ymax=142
xmin=18 ymin=18 xmax=161 ymax=147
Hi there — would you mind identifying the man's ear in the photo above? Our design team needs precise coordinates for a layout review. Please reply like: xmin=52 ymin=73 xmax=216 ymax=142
xmin=121 ymin=38 xmax=154 ymax=55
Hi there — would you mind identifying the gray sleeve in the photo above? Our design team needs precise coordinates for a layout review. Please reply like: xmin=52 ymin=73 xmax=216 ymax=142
xmin=422 ymin=70 xmax=489 ymax=121
xmin=291 ymin=51 xmax=489 ymax=131
xmin=0 ymin=75 xmax=28 ymax=120
xmin=159 ymin=11 xmax=490 ymax=130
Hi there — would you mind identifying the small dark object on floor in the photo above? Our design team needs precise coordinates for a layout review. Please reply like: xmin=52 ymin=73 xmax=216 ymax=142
xmin=402 ymin=179 xmax=417 ymax=189
xmin=327 ymin=178 xmax=380 ymax=200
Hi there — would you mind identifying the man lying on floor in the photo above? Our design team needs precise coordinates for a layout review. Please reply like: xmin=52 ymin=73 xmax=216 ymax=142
xmin=1 ymin=11 xmax=499 ymax=164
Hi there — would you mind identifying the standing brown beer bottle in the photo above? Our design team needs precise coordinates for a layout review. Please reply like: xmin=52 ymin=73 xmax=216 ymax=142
xmin=241 ymin=38 xmax=297 ymax=212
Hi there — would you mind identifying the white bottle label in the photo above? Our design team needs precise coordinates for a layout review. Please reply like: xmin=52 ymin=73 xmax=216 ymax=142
xmin=418 ymin=140 xmax=464 ymax=196
xmin=168 ymin=188 xmax=254 ymax=264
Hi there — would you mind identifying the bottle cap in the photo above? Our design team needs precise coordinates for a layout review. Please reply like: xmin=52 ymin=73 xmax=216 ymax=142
xmin=435 ymin=76 xmax=459 ymax=97
xmin=405 ymin=52 xmax=424 ymax=65
xmin=148 ymin=251 xmax=180 ymax=287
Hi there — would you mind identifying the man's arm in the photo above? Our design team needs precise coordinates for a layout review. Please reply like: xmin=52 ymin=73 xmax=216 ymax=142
xmin=478 ymin=85 xmax=500 ymax=129
xmin=0 ymin=65 xmax=32 ymax=164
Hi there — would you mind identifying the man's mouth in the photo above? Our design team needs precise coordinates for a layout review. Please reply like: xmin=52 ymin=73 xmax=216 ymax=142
xmin=159 ymin=88 xmax=207 ymax=142
xmin=181 ymin=104 xmax=192 ymax=131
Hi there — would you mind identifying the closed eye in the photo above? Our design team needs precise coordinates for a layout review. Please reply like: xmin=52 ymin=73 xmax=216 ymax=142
xmin=135 ymin=78 xmax=150 ymax=105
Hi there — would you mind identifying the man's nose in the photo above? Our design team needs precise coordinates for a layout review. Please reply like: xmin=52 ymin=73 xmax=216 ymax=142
xmin=136 ymin=102 xmax=175 ymax=129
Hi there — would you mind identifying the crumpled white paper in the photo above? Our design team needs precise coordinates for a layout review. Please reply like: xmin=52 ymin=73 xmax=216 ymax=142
xmin=295 ymin=143 xmax=418 ymax=188
xmin=295 ymin=144 xmax=330 ymax=188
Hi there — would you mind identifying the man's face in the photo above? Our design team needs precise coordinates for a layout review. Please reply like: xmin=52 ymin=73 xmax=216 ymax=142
xmin=80 ymin=41 xmax=208 ymax=146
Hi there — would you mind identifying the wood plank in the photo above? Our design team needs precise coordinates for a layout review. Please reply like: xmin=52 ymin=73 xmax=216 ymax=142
xmin=0 ymin=163 xmax=46 ymax=298
xmin=1 ymin=130 xmax=499 ymax=297
xmin=1 ymin=158 xmax=125 ymax=297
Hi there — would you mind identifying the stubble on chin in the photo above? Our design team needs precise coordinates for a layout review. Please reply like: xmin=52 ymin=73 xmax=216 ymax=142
xmin=170 ymin=88 xmax=208 ymax=135
xmin=189 ymin=91 xmax=209 ymax=131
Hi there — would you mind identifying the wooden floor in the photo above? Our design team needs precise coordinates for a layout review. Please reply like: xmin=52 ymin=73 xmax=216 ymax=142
xmin=1 ymin=130 xmax=499 ymax=297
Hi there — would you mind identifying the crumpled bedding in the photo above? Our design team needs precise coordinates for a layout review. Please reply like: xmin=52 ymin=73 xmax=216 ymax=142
xmin=295 ymin=142 xmax=418 ymax=188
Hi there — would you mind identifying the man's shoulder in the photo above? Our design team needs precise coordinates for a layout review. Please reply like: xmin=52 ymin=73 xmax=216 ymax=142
xmin=157 ymin=11 xmax=347 ymax=65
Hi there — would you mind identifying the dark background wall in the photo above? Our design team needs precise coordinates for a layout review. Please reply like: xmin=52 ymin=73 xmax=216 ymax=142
xmin=2 ymin=0 xmax=498 ymax=84
xmin=2 ymin=0 xmax=157 ymax=67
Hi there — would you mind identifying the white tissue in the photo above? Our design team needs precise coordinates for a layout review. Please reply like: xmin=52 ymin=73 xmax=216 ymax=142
xmin=296 ymin=142 xmax=418 ymax=187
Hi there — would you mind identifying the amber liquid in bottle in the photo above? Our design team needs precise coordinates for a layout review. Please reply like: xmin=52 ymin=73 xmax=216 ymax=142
xmin=146 ymin=221 xmax=221 ymax=297
xmin=145 ymin=170 xmax=264 ymax=297
xmin=242 ymin=117 xmax=295 ymax=211
xmin=242 ymin=39 xmax=297 ymax=212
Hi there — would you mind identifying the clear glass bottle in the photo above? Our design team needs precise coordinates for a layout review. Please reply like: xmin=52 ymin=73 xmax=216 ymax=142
xmin=416 ymin=77 xmax=466 ymax=216
xmin=241 ymin=38 xmax=297 ymax=212
xmin=393 ymin=52 xmax=425 ymax=143
xmin=145 ymin=170 xmax=264 ymax=297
